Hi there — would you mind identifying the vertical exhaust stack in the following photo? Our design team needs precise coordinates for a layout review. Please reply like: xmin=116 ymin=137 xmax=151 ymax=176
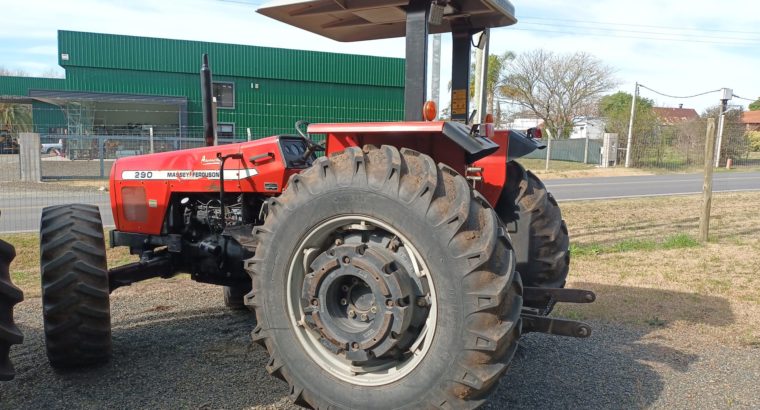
xmin=201 ymin=54 xmax=215 ymax=146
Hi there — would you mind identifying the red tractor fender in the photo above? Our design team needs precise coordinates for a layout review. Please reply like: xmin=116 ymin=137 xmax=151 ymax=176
xmin=314 ymin=122 xmax=508 ymax=207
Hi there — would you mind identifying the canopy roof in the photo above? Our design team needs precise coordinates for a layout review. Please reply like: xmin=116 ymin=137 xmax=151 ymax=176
xmin=257 ymin=0 xmax=517 ymax=42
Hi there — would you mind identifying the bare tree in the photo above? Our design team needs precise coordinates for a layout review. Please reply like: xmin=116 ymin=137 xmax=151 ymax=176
xmin=501 ymin=49 xmax=617 ymax=138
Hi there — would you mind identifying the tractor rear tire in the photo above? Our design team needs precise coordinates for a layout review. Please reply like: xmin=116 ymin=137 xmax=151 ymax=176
xmin=223 ymin=284 xmax=252 ymax=310
xmin=496 ymin=161 xmax=569 ymax=313
xmin=247 ymin=146 xmax=522 ymax=409
xmin=40 ymin=204 xmax=112 ymax=368
xmin=0 ymin=236 xmax=24 ymax=381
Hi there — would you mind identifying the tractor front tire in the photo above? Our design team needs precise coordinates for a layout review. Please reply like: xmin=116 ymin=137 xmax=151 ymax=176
xmin=0 ymin=236 xmax=24 ymax=381
xmin=40 ymin=204 xmax=112 ymax=368
xmin=247 ymin=146 xmax=522 ymax=409
xmin=496 ymin=161 xmax=570 ymax=312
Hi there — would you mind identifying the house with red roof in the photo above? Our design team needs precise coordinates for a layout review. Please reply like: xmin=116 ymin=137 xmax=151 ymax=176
xmin=652 ymin=106 xmax=700 ymax=125
xmin=741 ymin=111 xmax=760 ymax=131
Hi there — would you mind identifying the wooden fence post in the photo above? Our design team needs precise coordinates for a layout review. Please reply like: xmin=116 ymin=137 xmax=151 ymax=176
xmin=699 ymin=118 xmax=717 ymax=243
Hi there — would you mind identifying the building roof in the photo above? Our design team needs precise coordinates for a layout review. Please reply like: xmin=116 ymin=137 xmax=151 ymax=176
xmin=741 ymin=110 xmax=760 ymax=124
xmin=652 ymin=107 xmax=700 ymax=124
xmin=57 ymin=30 xmax=404 ymax=88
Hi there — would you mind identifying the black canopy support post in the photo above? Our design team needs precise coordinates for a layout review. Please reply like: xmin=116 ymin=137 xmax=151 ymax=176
xmin=201 ymin=54 xmax=215 ymax=146
xmin=450 ymin=26 xmax=471 ymax=124
xmin=403 ymin=0 xmax=429 ymax=121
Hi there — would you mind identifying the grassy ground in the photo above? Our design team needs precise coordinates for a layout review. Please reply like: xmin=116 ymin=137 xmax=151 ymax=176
xmin=519 ymin=158 xmax=656 ymax=179
xmin=4 ymin=232 xmax=136 ymax=298
xmin=4 ymin=191 xmax=759 ymax=348
xmin=556 ymin=191 xmax=760 ymax=348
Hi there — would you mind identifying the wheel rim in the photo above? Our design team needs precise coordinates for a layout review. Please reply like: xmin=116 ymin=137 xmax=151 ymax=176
xmin=286 ymin=215 xmax=437 ymax=386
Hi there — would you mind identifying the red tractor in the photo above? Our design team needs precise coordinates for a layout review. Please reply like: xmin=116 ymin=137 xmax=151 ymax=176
xmin=38 ymin=0 xmax=594 ymax=407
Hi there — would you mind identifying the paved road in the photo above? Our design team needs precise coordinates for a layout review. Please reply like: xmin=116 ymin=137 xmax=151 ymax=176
xmin=1 ymin=172 xmax=759 ymax=233
xmin=0 ymin=191 xmax=113 ymax=233
xmin=545 ymin=171 xmax=760 ymax=201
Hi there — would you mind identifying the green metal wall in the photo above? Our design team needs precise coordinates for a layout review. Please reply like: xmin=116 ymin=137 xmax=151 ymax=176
xmin=58 ymin=30 xmax=404 ymax=88
xmin=1 ymin=31 xmax=405 ymax=139
xmin=63 ymin=67 xmax=404 ymax=137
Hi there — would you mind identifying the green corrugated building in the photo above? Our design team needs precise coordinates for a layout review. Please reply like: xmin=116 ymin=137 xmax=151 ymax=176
xmin=0 ymin=30 xmax=404 ymax=140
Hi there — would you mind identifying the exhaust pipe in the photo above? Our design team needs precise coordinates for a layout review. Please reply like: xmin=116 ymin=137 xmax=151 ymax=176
xmin=201 ymin=54 xmax=215 ymax=146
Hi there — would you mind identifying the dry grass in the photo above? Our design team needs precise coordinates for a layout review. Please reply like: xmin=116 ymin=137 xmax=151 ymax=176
xmin=518 ymin=158 xmax=655 ymax=180
xmin=557 ymin=191 xmax=760 ymax=348
xmin=4 ymin=231 xmax=136 ymax=298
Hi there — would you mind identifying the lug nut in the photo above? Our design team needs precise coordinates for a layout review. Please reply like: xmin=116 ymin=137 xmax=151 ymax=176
xmin=348 ymin=310 xmax=356 ymax=318
xmin=351 ymin=342 xmax=359 ymax=350
xmin=340 ymin=298 xmax=348 ymax=306
xmin=386 ymin=299 xmax=394 ymax=307
xmin=311 ymin=298 xmax=319 ymax=306
xmin=370 ymin=306 xmax=377 ymax=313
xmin=334 ymin=238 xmax=344 ymax=246
xmin=416 ymin=297 xmax=428 ymax=307
xmin=342 ymin=256 xmax=351 ymax=264
xmin=360 ymin=313 xmax=368 ymax=321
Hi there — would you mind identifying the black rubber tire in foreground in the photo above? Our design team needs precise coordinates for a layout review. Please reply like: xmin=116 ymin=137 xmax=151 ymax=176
xmin=40 ymin=204 xmax=112 ymax=368
xmin=496 ymin=161 xmax=570 ymax=312
xmin=247 ymin=145 xmax=522 ymax=409
xmin=0 ymin=236 xmax=24 ymax=381
xmin=223 ymin=284 xmax=252 ymax=310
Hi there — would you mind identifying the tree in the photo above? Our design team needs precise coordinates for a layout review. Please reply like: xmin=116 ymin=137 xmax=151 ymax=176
xmin=501 ymin=49 xmax=617 ymax=138
xmin=703 ymin=106 xmax=747 ymax=164
xmin=749 ymin=98 xmax=760 ymax=111
xmin=598 ymin=91 xmax=656 ymax=136
xmin=598 ymin=91 xmax=659 ymax=164
xmin=0 ymin=104 xmax=33 ymax=134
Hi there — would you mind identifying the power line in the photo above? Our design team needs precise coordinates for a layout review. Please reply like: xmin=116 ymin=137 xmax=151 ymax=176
xmin=638 ymin=84 xmax=721 ymax=99
xmin=520 ymin=16 xmax=760 ymax=36
xmin=509 ymin=27 xmax=758 ymax=46
xmin=732 ymin=94 xmax=757 ymax=102
xmin=518 ymin=22 xmax=760 ymax=42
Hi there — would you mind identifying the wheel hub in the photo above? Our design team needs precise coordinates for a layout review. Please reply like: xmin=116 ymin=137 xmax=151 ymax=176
xmin=302 ymin=244 xmax=419 ymax=362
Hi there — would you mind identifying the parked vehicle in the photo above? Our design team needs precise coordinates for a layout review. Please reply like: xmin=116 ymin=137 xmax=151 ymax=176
xmin=0 ymin=131 xmax=19 ymax=155
xmin=37 ymin=0 xmax=593 ymax=407
xmin=41 ymin=139 xmax=63 ymax=155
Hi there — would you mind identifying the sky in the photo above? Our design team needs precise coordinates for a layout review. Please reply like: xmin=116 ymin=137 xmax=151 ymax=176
xmin=1 ymin=0 xmax=759 ymax=114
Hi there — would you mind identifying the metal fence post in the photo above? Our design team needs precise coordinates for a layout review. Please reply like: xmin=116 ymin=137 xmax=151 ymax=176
xmin=99 ymin=136 xmax=105 ymax=178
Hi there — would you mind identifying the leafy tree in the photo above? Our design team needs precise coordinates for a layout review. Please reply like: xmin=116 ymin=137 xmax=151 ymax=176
xmin=598 ymin=91 xmax=656 ymax=136
xmin=749 ymin=98 xmax=760 ymax=111
xmin=703 ymin=106 xmax=747 ymax=164
xmin=501 ymin=49 xmax=617 ymax=138
xmin=0 ymin=104 xmax=33 ymax=134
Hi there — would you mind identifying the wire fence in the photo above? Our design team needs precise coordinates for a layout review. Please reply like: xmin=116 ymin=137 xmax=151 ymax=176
xmin=1 ymin=113 xmax=759 ymax=232
xmin=529 ymin=116 xmax=759 ymax=172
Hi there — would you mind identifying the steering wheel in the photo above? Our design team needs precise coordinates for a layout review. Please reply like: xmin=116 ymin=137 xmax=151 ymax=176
xmin=295 ymin=121 xmax=325 ymax=163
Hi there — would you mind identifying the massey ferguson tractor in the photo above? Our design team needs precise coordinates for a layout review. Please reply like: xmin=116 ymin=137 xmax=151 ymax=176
xmin=37 ymin=0 xmax=594 ymax=407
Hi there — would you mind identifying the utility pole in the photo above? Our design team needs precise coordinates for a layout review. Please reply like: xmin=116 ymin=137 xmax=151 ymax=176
xmin=431 ymin=34 xmax=441 ymax=117
xmin=699 ymin=118 xmax=717 ymax=243
xmin=624 ymin=82 xmax=638 ymax=168
xmin=714 ymin=88 xmax=732 ymax=167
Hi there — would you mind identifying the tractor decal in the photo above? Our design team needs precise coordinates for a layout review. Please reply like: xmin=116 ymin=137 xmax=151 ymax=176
xmin=120 ymin=169 xmax=258 ymax=180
